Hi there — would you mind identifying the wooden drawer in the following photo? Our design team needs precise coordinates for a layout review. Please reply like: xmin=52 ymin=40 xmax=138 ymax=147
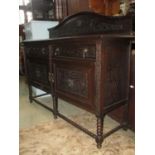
xmin=53 ymin=44 xmax=96 ymax=59
xmin=26 ymin=46 xmax=49 ymax=59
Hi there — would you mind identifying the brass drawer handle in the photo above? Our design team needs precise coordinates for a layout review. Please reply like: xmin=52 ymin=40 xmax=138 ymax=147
xmin=41 ymin=48 xmax=46 ymax=54
xmin=83 ymin=48 xmax=88 ymax=58
xmin=129 ymin=85 xmax=134 ymax=89
xmin=54 ymin=47 xmax=60 ymax=56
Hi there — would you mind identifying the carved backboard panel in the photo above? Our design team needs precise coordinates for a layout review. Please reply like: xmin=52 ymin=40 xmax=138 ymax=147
xmin=49 ymin=12 xmax=133 ymax=38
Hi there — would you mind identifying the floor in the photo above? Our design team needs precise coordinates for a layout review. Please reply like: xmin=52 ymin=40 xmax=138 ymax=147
xmin=19 ymin=76 xmax=134 ymax=137
xmin=19 ymin=76 xmax=135 ymax=154
xmin=19 ymin=76 xmax=88 ymax=128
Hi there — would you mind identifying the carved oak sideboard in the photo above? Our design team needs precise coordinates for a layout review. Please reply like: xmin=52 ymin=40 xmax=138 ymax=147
xmin=23 ymin=12 xmax=134 ymax=148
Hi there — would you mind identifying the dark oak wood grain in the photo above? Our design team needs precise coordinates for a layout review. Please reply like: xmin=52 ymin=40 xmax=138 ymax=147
xmin=23 ymin=12 xmax=134 ymax=148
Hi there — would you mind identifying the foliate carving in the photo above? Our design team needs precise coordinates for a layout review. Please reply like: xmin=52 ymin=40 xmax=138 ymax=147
xmin=56 ymin=68 xmax=88 ymax=97
xmin=26 ymin=46 xmax=49 ymax=59
xmin=49 ymin=12 xmax=133 ymax=38
xmin=53 ymin=45 xmax=96 ymax=59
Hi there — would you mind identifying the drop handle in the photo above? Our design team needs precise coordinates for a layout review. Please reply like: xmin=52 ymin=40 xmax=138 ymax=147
xmin=83 ymin=48 xmax=88 ymax=58
xmin=41 ymin=48 xmax=46 ymax=54
xmin=129 ymin=85 xmax=134 ymax=89
xmin=55 ymin=48 xmax=60 ymax=56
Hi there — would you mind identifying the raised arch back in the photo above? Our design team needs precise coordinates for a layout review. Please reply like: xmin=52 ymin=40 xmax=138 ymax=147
xmin=48 ymin=11 xmax=133 ymax=38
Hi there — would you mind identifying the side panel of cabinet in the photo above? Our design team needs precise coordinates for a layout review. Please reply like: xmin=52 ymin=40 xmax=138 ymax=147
xmin=103 ymin=39 xmax=130 ymax=108
xmin=108 ymin=43 xmax=135 ymax=131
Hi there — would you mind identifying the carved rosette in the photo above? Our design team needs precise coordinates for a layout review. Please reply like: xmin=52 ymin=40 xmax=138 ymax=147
xmin=56 ymin=68 xmax=88 ymax=97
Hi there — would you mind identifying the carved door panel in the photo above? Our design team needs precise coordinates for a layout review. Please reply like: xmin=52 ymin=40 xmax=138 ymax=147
xmin=53 ymin=60 xmax=95 ymax=112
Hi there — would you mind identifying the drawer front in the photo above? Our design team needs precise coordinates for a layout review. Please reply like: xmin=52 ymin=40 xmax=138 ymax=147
xmin=53 ymin=44 xmax=96 ymax=59
xmin=26 ymin=46 xmax=49 ymax=59
xmin=54 ymin=61 xmax=95 ymax=109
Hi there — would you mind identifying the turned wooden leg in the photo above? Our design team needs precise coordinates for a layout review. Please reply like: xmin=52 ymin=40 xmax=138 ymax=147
xmin=95 ymin=116 xmax=104 ymax=149
xmin=53 ymin=96 xmax=58 ymax=119
xmin=28 ymin=85 xmax=33 ymax=103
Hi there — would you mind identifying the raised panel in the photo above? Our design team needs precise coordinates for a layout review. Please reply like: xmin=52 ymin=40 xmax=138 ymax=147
xmin=53 ymin=61 xmax=95 ymax=110
xmin=56 ymin=68 xmax=88 ymax=97
xmin=103 ymin=40 xmax=130 ymax=108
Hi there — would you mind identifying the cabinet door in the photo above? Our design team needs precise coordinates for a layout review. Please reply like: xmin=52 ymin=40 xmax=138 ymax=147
xmin=53 ymin=60 xmax=95 ymax=112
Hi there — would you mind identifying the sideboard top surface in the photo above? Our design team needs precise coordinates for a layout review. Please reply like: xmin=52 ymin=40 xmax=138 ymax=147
xmin=23 ymin=34 xmax=134 ymax=45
